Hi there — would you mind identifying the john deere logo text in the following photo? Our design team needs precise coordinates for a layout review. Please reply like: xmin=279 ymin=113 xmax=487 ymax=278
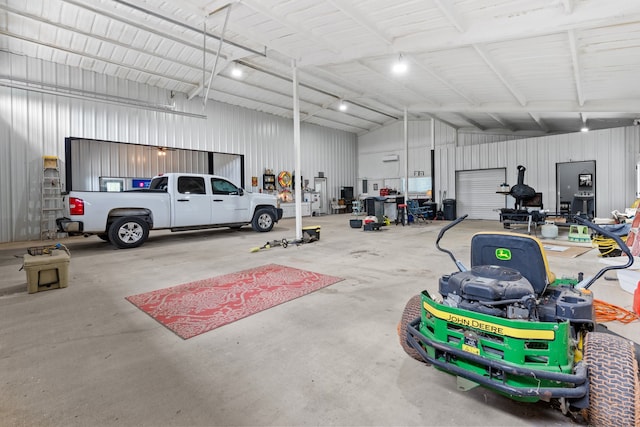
xmin=495 ymin=248 xmax=511 ymax=260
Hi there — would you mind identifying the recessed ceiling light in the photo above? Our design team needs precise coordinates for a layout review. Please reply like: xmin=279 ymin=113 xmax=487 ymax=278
xmin=338 ymin=101 xmax=348 ymax=112
xmin=581 ymin=126 xmax=589 ymax=132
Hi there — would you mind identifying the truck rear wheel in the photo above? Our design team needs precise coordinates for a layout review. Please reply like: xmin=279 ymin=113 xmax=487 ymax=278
xmin=252 ymin=208 xmax=275 ymax=232
xmin=108 ymin=216 xmax=149 ymax=249
xmin=398 ymin=294 xmax=426 ymax=362
xmin=584 ymin=331 xmax=640 ymax=426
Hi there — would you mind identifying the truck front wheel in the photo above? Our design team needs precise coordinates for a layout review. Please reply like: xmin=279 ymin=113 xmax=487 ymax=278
xmin=108 ymin=216 xmax=149 ymax=249
xmin=252 ymin=209 xmax=275 ymax=232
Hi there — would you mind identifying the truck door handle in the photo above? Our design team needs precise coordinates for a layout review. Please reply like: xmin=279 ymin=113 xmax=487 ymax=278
xmin=177 ymin=199 xmax=189 ymax=202
xmin=213 ymin=199 xmax=224 ymax=202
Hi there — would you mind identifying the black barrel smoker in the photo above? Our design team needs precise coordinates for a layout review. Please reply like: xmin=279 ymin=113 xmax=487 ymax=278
xmin=499 ymin=165 xmax=545 ymax=231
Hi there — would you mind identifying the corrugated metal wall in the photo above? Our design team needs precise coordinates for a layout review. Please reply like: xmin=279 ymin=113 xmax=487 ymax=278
xmin=0 ymin=52 xmax=357 ymax=243
xmin=357 ymin=120 xmax=432 ymax=193
xmin=70 ymin=139 xmax=210 ymax=191
xmin=434 ymin=126 xmax=640 ymax=217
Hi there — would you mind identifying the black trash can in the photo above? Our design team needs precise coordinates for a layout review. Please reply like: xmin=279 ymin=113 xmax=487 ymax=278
xmin=365 ymin=197 xmax=386 ymax=217
xmin=443 ymin=199 xmax=456 ymax=220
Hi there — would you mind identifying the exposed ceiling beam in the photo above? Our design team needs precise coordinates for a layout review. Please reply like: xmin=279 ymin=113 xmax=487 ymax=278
xmin=0 ymin=78 xmax=206 ymax=118
xmin=410 ymin=100 xmax=640 ymax=113
xmin=302 ymin=3 xmax=640 ymax=66
xmin=0 ymin=3 xmax=222 ymax=80
xmin=408 ymin=55 xmax=477 ymax=104
xmin=529 ymin=112 xmax=550 ymax=132
xmin=487 ymin=113 xmax=516 ymax=132
xmin=452 ymin=114 xmax=486 ymax=131
xmin=568 ymin=29 xmax=585 ymax=106
xmin=418 ymin=114 xmax=461 ymax=133
xmin=355 ymin=60 xmax=440 ymax=108
xmin=239 ymin=0 xmax=341 ymax=56
xmin=236 ymin=59 xmax=399 ymax=120
xmin=326 ymin=0 xmax=393 ymax=46
xmin=301 ymin=101 xmax=385 ymax=127
xmin=473 ymin=44 xmax=527 ymax=106
xmin=432 ymin=0 xmax=467 ymax=33
xmin=0 ymin=29 xmax=197 ymax=88
xmin=62 ymin=0 xmax=229 ymax=60
xmin=297 ymin=65 xmax=403 ymax=118
xmin=561 ymin=0 xmax=574 ymax=14
xmin=111 ymin=0 xmax=266 ymax=56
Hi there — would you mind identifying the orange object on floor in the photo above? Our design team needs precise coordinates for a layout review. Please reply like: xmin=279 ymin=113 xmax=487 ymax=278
xmin=594 ymin=298 xmax=639 ymax=324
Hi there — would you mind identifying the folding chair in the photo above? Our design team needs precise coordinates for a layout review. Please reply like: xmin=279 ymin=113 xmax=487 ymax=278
xmin=407 ymin=199 xmax=431 ymax=223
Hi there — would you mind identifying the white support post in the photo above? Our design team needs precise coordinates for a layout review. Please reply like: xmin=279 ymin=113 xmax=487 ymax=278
xmin=292 ymin=59 xmax=302 ymax=240
xmin=403 ymin=107 xmax=409 ymax=225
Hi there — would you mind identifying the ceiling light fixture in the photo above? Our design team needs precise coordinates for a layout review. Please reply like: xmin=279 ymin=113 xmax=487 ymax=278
xmin=581 ymin=126 xmax=589 ymax=132
xmin=338 ymin=101 xmax=348 ymax=112
xmin=231 ymin=64 xmax=243 ymax=79
xmin=392 ymin=54 xmax=408 ymax=74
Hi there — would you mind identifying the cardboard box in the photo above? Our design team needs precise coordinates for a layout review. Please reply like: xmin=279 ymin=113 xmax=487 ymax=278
xmin=23 ymin=250 xmax=70 ymax=294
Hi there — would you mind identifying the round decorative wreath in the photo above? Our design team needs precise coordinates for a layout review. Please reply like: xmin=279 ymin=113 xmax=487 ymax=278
xmin=278 ymin=171 xmax=292 ymax=187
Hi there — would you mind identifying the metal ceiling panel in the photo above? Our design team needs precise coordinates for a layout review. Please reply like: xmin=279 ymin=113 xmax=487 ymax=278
xmin=3 ymin=0 xmax=640 ymax=136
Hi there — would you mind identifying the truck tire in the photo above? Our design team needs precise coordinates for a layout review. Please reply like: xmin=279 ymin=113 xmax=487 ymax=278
xmin=252 ymin=208 xmax=275 ymax=232
xmin=108 ymin=216 xmax=149 ymax=249
xmin=584 ymin=332 xmax=640 ymax=426
xmin=398 ymin=294 xmax=426 ymax=362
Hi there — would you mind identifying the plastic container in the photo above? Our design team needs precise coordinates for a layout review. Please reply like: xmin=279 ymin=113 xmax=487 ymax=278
xmin=540 ymin=222 xmax=559 ymax=239
xmin=23 ymin=249 xmax=70 ymax=294
xmin=616 ymin=269 xmax=640 ymax=294
xmin=350 ymin=219 xmax=363 ymax=228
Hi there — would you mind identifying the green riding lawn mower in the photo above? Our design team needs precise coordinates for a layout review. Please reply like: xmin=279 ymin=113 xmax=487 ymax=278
xmin=399 ymin=215 xmax=639 ymax=426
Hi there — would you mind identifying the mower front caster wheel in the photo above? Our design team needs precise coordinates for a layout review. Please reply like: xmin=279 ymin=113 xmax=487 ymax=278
xmin=398 ymin=294 xmax=427 ymax=363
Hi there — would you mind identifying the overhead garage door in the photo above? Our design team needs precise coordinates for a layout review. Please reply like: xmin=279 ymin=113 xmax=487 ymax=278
xmin=456 ymin=168 xmax=506 ymax=220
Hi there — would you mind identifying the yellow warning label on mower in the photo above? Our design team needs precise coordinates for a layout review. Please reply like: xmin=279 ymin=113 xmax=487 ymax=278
xmin=423 ymin=301 xmax=555 ymax=340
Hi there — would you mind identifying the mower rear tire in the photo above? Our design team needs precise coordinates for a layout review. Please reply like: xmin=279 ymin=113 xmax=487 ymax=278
xmin=399 ymin=294 xmax=426 ymax=362
xmin=584 ymin=331 xmax=640 ymax=426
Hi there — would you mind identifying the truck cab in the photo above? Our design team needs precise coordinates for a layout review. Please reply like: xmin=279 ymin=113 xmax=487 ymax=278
xmin=58 ymin=173 xmax=283 ymax=249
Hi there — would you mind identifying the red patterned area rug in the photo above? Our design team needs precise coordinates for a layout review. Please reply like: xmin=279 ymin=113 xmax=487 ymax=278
xmin=126 ymin=264 xmax=343 ymax=339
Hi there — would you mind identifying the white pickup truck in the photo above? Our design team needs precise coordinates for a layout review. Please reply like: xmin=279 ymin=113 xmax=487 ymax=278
xmin=57 ymin=173 xmax=283 ymax=249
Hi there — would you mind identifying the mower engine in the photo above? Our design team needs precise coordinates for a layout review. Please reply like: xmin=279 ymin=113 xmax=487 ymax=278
xmin=438 ymin=265 xmax=594 ymax=324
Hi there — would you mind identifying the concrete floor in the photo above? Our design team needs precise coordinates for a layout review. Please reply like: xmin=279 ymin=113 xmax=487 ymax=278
xmin=1 ymin=215 xmax=638 ymax=427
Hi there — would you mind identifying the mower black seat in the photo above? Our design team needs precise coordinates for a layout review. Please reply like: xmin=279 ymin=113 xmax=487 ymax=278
xmin=470 ymin=232 xmax=555 ymax=295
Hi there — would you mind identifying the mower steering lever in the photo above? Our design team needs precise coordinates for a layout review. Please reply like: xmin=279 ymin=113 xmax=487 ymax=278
xmin=573 ymin=216 xmax=633 ymax=289
xmin=435 ymin=214 xmax=469 ymax=272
